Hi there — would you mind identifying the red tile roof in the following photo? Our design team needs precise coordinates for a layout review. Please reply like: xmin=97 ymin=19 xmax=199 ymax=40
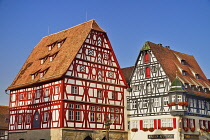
xmin=121 ymin=66 xmax=134 ymax=84
xmin=0 ymin=106 xmax=9 ymax=129
xmin=7 ymin=20 xmax=106 ymax=90
xmin=146 ymin=41 xmax=210 ymax=97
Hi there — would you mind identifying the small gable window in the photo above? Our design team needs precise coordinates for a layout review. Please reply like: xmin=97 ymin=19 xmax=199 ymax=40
xmin=181 ymin=60 xmax=186 ymax=65
xmin=40 ymin=68 xmax=49 ymax=78
xmin=144 ymin=52 xmax=149 ymax=63
xmin=195 ymin=74 xmax=199 ymax=79
xmin=48 ymin=43 xmax=55 ymax=51
xmin=182 ymin=70 xmax=187 ymax=76
xmin=145 ymin=67 xmax=150 ymax=78
xmin=49 ymin=52 xmax=58 ymax=62
xmin=57 ymin=39 xmax=66 ymax=48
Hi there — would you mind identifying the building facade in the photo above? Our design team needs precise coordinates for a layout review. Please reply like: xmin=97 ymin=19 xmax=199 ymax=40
xmin=7 ymin=20 xmax=128 ymax=140
xmin=0 ymin=105 xmax=9 ymax=140
xmin=125 ymin=41 xmax=210 ymax=140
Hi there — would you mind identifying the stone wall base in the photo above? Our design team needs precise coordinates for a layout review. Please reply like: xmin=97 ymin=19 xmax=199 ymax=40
xmin=9 ymin=129 xmax=128 ymax=140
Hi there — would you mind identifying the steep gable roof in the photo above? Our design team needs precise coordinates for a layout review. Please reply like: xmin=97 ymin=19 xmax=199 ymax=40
xmin=141 ymin=41 xmax=210 ymax=97
xmin=121 ymin=66 xmax=134 ymax=85
xmin=7 ymin=20 xmax=106 ymax=90
xmin=0 ymin=106 xmax=9 ymax=129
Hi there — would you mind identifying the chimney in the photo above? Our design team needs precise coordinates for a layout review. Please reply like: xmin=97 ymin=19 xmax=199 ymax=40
xmin=165 ymin=46 xmax=170 ymax=49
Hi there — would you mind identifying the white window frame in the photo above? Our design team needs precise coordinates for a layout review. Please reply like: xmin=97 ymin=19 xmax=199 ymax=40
xmin=177 ymin=95 xmax=182 ymax=102
xmin=154 ymin=98 xmax=159 ymax=107
xmin=163 ymin=97 xmax=169 ymax=106
xmin=132 ymin=120 xmax=138 ymax=128
xmin=55 ymin=86 xmax=59 ymax=95
xmin=97 ymin=90 xmax=102 ymax=99
xmin=76 ymin=111 xmax=80 ymax=121
xmin=71 ymin=86 xmax=78 ymax=94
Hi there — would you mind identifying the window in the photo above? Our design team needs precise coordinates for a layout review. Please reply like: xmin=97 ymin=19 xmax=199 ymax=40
xmin=55 ymin=86 xmax=59 ymax=94
xmin=144 ymin=53 xmax=149 ymax=63
xmin=143 ymin=99 xmax=148 ymax=108
xmin=132 ymin=100 xmax=137 ymax=109
xmin=171 ymin=95 xmax=176 ymax=102
xmin=163 ymin=97 xmax=169 ymax=106
xmin=69 ymin=104 xmax=74 ymax=121
xmin=177 ymin=95 xmax=182 ymax=102
xmin=45 ymin=88 xmax=49 ymax=97
xmin=104 ymin=53 xmax=109 ymax=60
xmin=204 ymin=88 xmax=208 ymax=93
xmin=128 ymin=121 xmax=130 ymax=130
xmin=154 ymin=98 xmax=159 ymax=107
xmin=182 ymin=70 xmax=187 ymax=76
xmin=18 ymin=115 xmax=22 ymax=124
xmin=195 ymin=74 xmax=199 ymax=79
xmin=90 ymin=112 xmax=95 ymax=122
xmin=80 ymin=65 xmax=86 ymax=73
xmin=76 ymin=104 xmax=80 ymax=121
xmin=76 ymin=111 xmax=80 ymax=121
xmin=191 ymin=85 xmax=195 ymax=91
xmin=26 ymin=114 xmax=30 ymax=124
xmin=132 ymin=120 xmax=138 ymax=128
xmin=115 ymin=114 xmax=119 ymax=123
xmin=19 ymin=93 xmax=23 ymax=100
xmin=96 ymin=113 xmax=101 ymax=122
xmin=181 ymin=60 xmax=186 ymax=65
xmin=71 ymin=86 xmax=78 ymax=94
xmin=111 ymin=92 xmax=117 ymax=100
xmin=183 ymin=118 xmax=188 ymax=127
xmin=35 ymin=90 xmax=41 ymax=99
xmin=145 ymin=67 xmax=150 ymax=78
xmin=159 ymin=81 xmax=164 ymax=88
xmin=97 ymin=90 xmax=102 ymax=99
xmin=146 ymin=83 xmax=151 ymax=93
xmin=43 ymin=112 xmax=48 ymax=122
xmin=151 ymin=66 xmax=156 ymax=73
xmin=143 ymin=120 xmax=154 ymax=128
xmin=161 ymin=118 xmax=173 ymax=127
xmin=0 ymin=130 xmax=4 ymax=136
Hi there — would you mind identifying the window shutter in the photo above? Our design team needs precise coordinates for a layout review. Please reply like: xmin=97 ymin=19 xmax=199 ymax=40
xmin=173 ymin=118 xmax=176 ymax=129
xmin=208 ymin=121 xmax=210 ymax=130
xmin=139 ymin=120 xmax=143 ymax=130
xmin=158 ymin=119 xmax=161 ymax=129
xmin=146 ymin=67 xmax=150 ymax=78
xmin=193 ymin=119 xmax=195 ymax=129
xmin=154 ymin=119 xmax=157 ymax=129
xmin=144 ymin=53 xmax=149 ymax=63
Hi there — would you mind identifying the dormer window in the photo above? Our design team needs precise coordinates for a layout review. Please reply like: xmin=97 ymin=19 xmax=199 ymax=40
xmin=204 ymin=88 xmax=208 ymax=93
xmin=40 ymin=68 xmax=49 ymax=78
xmin=195 ymin=74 xmax=199 ymax=79
xmin=191 ymin=85 xmax=195 ymax=91
xmin=40 ymin=56 xmax=47 ymax=65
xmin=57 ymin=39 xmax=66 ymax=48
xmin=48 ymin=43 xmax=56 ymax=51
xmin=181 ymin=60 xmax=186 ymax=65
xmin=182 ymin=70 xmax=187 ymax=76
xmin=49 ymin=52 xmax=58 ymax=61
xmin=31 ymin=70 xmax=40 ymax=80
xmin=144 ymin=52 xmax=149 ymax=63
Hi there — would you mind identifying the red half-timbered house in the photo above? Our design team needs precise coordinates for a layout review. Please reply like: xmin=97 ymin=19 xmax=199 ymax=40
xmin=7 ymin=20 xmax=128 ymax=140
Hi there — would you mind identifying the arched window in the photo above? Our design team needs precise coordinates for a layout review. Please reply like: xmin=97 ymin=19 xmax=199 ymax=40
xmin=144 ymin=52 xmax=149 ymax=63
xmin=145 ymin=67 xmax=150 ymax=78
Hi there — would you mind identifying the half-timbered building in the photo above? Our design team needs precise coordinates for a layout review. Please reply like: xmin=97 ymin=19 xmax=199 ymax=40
xmin=7 ymin=20 xmax=128 ymax=140
xmin=125 ymin=41 xmax=210 ymax=140
xmin=0 ymin=105 xmax=9 ymax=140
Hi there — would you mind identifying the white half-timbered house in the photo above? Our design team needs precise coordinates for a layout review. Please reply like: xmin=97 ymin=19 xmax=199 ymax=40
xmin=124 ymin=41 xmax=210 ymax=140
xmin=7 ymin=20 xmax=128 ymax=140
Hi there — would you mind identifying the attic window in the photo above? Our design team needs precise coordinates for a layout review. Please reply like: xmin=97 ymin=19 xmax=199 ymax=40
xmin=195 ymin=74 xmax=199 ymax=79
xmin=57 ymin=39 xmax=66 ymax=48
xmin=204 ymin=88 xmax=208 ymax=93
xmin=182 ymin=70 xmax=187 ymax=76
xmin=40 ymin=68 xmax=49 ymax=78
xmin=49 ymin=52 xmax=58 ymax=61
xmin=31 ymin=71 xmax=39 ymax=80
xmin=181 ymin=60 xmax=186 ymax=65
xmin=48 ymin=43 xmax=56 ymax=51
xmin=40 ymin=56 xmax=48 ymax=65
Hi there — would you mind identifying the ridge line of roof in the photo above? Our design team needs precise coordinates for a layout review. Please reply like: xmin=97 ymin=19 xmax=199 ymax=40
xmin=42 ymin=19 xmax=95 ymax=38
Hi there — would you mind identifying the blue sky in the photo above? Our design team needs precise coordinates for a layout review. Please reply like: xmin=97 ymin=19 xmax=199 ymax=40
xmin=0 ymin=0 xmax=210 ymax=106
